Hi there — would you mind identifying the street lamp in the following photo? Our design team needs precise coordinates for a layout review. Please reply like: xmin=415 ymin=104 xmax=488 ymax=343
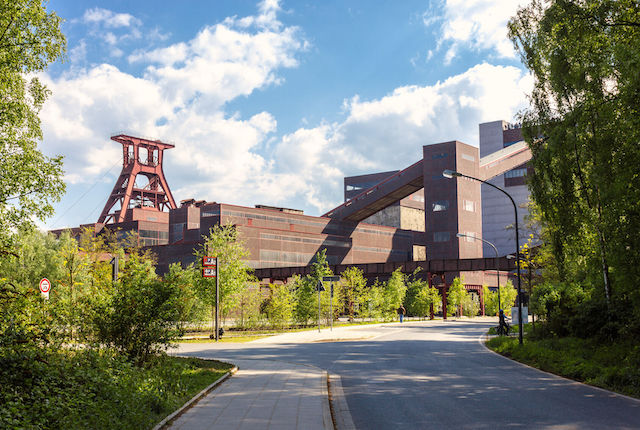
xmin=455 ymin=233 xmax=501 ymax=314
xmin=444 ymin=169 xmax=524 ymax=344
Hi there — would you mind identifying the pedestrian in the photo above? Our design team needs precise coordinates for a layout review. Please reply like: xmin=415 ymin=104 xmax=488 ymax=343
xmin=397 ymin=305 xmax=406 ymax=323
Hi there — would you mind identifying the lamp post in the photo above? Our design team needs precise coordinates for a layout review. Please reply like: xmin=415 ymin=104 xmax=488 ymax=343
xmin=444 ymin=169 xmax=524 ymax=345
xmin=455 ymin=233 xmax=501 ymax=314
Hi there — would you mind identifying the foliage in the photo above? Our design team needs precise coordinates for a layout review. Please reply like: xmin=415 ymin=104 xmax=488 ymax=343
xmin=361 ymin=279 xmax=384 ymax=320
xmin=462 ymin=294 xmax=480 ymax=317
xmin=0 ymin=349 xmax=231 ymax=429
xmin=164 ymin=262 xmax=206 ymax=329
xmin=93 ymin=251 xmax=185 ymax=364
xmin=509 ymin=0 xmax=640 ymax=336
xmin=487 ymin=334 xmax=640 ymax=398
xmin=340 ymin=266 xmax=367 ymax=320
xmin=231 ymin=285 xmax=265 ymax=329
xmin=483 ymin=281 xmax=519 ymax=316
xmin=264 ymin=283 xmax=293 ymax=329
xmin=0 ymin=0 xmax=66 ymax=249
xmin=447 ymin=277 xmax=468 ymax=317
xmin=293 ymin=275 xmax=317 ymax=325
xmin=382 ymin=268 xmax=407 ymax=320
xmin=405 ymin=271 xmax=440 ymax=318
xmin=194 ymin=224 xmax=255 ymax=329
xmin=293 ymin=250 xmax=332 ymax=325
xmin=529 ymin=282 xmax=588 ymax=337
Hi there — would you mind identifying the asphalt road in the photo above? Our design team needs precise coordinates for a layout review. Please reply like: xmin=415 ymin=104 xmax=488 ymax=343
xmin=175 ymin=320 xmax=640 ymax=429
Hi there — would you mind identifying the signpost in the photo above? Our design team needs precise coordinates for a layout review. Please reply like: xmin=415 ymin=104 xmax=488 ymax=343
xmin=322 ymin=276 xmax=340 ymax=331
xmin=202 ymin=256 xmax=219 ymax=341
xmin=39 ymin=278 xmax=51 ymax=300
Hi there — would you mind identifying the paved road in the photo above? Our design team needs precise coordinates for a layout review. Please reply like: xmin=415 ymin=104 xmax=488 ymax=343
xmin=175 ymin=320 xmax=640 ymax=429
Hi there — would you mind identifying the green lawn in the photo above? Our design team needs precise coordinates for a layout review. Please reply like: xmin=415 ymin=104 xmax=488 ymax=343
xmin=486 ymin=332 xmax=640 ymax=399
xmin=0 ymin=350 xmax=232 ymax=429
xmin=179 ymin=319 xmax=406 ymax=343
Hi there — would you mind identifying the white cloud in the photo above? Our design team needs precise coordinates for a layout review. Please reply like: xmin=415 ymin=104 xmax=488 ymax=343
xmin=82 ymin=8 xmax=141 ymax=28
xmin=426 ymin=0 xmax=530 ymax=61
xmin=268 ymin=63 xmax=533 ymax=213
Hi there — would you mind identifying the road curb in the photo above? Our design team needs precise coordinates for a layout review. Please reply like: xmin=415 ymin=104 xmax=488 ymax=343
xmin=478 ymin=332 xmax=640 ymax=404
xmin=322 ymin=371 xmax=336 ymax=430
xmin=328 ymin=373 xmax=356 ymax=430
xmin=153 ymin=361 xmax=238 ymax=430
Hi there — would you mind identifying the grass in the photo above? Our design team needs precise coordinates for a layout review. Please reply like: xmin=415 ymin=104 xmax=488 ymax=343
xmin=179 ymin=319 xmax=399 ymax=343
xmin=0 ymin=349 xmax=233 ymax=429
xmin=486 ymin=329 xmax=640 ymax=399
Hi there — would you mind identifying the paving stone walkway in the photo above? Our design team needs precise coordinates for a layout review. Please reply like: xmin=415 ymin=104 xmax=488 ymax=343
xmin=168 ymin=359 xmax=332 ymax=430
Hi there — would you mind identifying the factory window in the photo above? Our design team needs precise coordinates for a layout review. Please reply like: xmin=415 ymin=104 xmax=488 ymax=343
xmin=462 ymin=153 xmax=475 ymax=162
xmin=432 ymin=200 xmax=449 ymax=212
xmin=410 ymin=194 xmax=424 ymax=202
xmin=432 ymin=153 xmax=448 ymax=159
xmin=433 ymin=232 xmax=450 ymax=242
xmin=463 ymin=200 xmax=475 ymax=212
xmin=202 ymin=209 xmax=220 ymax=217
xmin=505 ymin=168 xmax=527 ymax=179
xmin=170 ymin=223 xmax=185 ymax=232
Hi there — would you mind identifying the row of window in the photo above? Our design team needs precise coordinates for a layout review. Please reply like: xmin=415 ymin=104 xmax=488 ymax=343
xmin=430 ymin=200 xmax=475 ymax=212
xmin=139 ymin=229 xmax=168 ymax=239
xmin=260 ymin=233 xmax=351 ymax=248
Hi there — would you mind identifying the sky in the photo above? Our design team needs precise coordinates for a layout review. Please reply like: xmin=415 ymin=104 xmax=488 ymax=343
xmin=41 ymin=0 xmax=533 ymax=230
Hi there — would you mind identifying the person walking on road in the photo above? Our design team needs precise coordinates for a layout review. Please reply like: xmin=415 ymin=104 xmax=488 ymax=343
xmin=397 ymin=305 xmax=406 ymax=323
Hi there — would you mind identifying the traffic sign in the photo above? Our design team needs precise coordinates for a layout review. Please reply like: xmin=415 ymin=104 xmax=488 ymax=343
xmin=322 ymin=276 xmax=340 ymax=282
xmin=39 ymin=278 xmax=51 ymax=293
xmin=202 ymin=267 xmax=217 ymax=278
xmin=39 ymin=278 xmax=50 ymax=300
xmin=202 ymin=256 xmax=217 ymax=267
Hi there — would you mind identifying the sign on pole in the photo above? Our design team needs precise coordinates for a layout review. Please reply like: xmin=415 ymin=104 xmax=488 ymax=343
xmin=202 ymin=267 xmax=217 ymax=277
xmin=39 ymin=278 xmax=51 ymax=300
xmin=202 ymin=256 xmax=220 ymax=341
xmin=202 ymin=256 xmax=217 ymax=267
xmin=322 ymin=276 xmax=340 ymax=282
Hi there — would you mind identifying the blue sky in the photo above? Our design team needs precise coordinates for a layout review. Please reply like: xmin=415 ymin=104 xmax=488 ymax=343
xmin=41 ymin=0 xmax=532 ymax=229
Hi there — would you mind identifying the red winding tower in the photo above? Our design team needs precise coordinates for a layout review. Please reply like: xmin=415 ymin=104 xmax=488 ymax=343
xmin=98 ymin=135 xmax=177 ymax=224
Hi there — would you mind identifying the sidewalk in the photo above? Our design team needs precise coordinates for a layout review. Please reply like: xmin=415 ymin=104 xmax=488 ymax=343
xmin=167 ymin=359 xmax=332 ymax=430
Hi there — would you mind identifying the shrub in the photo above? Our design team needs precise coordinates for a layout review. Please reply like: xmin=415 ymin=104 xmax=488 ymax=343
xmin=93 ymin=252 xmax=185 ymax=364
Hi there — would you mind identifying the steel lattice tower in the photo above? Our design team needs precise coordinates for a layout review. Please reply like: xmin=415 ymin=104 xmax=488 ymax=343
xmin=98 ymin=135 xmax=177 ymax=224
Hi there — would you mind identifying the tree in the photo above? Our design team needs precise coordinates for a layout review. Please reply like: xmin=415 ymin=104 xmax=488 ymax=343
xmin=340 ymin=266 xmax=367 ymax=320
xmin=447 ymin=277 xmax=468 ymax=317
xmin=383 ymin=268 xmax=407 ymax=320
xmin=508 ymin=0 xmax=640 ymax=327
xmin=231 ymin=284 xmax=265 ymax=329
xmin=264 ymin=284 xmax=293 ymax=329
xmin=404 ymin=269 xmax=440 ymax=319
xmin=163 ymin=262 xmax=205 ymax=329
xmin=293 ymin=249 xmax=332 ymax=325
xmin=0 ymin=0 xmax=66 ymax=250
xmin=194 ymin=224 xmax=255 ymax=333
xmin=93 ymin=251 xmax=185 ymax=364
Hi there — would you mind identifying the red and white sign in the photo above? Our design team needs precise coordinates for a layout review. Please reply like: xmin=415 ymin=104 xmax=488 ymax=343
xmin=202 ymin=256 xmax=217 ymax=267
xmin=202 ymin=267 xmax=217 ymax=278
xmin=39 ymin=278 xmax=51 ymax=294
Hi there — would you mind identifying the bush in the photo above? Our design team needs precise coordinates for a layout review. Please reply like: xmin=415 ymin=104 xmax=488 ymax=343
xmin=93 ymin=252 xmax=185 ymax=364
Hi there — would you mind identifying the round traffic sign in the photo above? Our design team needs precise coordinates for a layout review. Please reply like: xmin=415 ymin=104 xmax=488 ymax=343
xmin=39 ymin=278 xmax=51 ymax=293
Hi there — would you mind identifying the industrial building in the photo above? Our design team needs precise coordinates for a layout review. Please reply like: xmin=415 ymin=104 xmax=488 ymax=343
xmin=54 ymin=120 xmax=531 ymax=289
